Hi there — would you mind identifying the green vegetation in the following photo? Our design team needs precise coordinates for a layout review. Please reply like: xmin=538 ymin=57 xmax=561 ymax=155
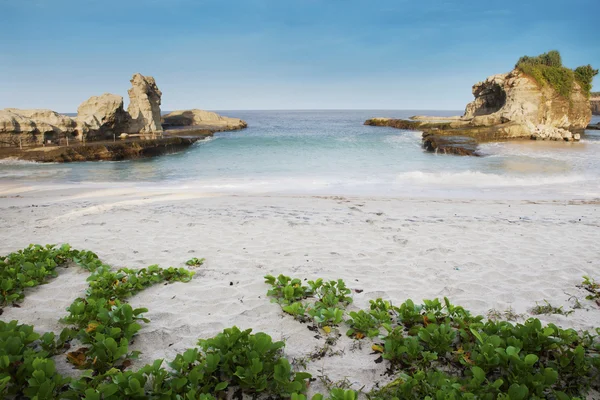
xmin=581 ymin=275 xmax=600 ymax=302
xmin=2 ymin=245 xmax=599 ymax=399
xmin=185 ymin=257 xmax=205 ymax=267
xmin=267 ymin=274 xmax=600 ymax=399
xmin=1 ymin=320 xmax=315 ymax=399
xmin=487 ymin=306 xmax=523 ymax=322
xmin=0 ymin=244 xmax=355 ymax=399
xmin=515 ymin=50 xmax=598 ymax=98
xmin=530 ymin=300 xmax=574 ymax=316
xmin=346 ymin=299 xmax=394 ymax=339
xmin=0 ymin=244 xmax=75 ymax=306
xmin=265 ymin=274 xmax=352 ymax=328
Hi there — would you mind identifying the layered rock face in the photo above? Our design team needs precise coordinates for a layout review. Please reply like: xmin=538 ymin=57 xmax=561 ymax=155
xmin=162 ymin=109 xmax=247 ymax=131
xmin=462 ymin=69 xmax=590 ymax=137
xmin=0 ymin=109 xmax=78 ymax=147
xmin=126 ymin=73 xmax=163 ymax=135
xmin=0 ymin=73 xmax=164 ymax=147
xmin=592 ymin=95 xmax=600 ymax=115
xmin=365 ymin=68 xmax=593 ymax=155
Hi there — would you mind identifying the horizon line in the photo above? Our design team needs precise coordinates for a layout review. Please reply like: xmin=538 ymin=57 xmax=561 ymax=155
xmin=58 ymin=108 xmax=465 ymax=114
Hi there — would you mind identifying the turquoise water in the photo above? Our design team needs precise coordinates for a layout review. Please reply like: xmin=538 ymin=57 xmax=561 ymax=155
xmin=1 ymin=110 xmax=600 ymax=199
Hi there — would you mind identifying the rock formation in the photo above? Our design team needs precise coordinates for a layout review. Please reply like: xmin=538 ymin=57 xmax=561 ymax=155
xmin=591 ymin=93 xmax=600 ymax=115
xmin=126 ymin=73 xmax=163 ymax=136
xmin=0 ymin=109 xmax=77 ymax=147
xmin=0 ymin=73 xmax=249 ymax=160
xmin=462 ymin=69 xmax=590 ymax=136
xmin=365 ymin=67 xmax=594 ymax=155
xmin=76 ymin=93 xmax=129 ymax=139
xmin=162 ymin=109 xmax=247 ymax=132
xmin=0 ymin=73 xmax=164 ymax=147
xmin=0 ymin=137 xmax=200 ymax=163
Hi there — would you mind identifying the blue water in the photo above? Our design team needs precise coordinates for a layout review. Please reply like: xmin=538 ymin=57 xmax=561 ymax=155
xmin=1 ymin=110 xmax=600 ymax=199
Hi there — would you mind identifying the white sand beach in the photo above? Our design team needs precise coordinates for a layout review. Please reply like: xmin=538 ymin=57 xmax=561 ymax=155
xmin=1 ymin=183 xmax=599 ymax=395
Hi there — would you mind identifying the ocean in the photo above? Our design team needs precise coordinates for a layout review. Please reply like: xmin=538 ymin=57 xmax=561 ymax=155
xmin=1 ymin=110 xmax=599 ymax=200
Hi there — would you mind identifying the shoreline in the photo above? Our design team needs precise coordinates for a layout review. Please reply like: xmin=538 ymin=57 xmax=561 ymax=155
xmin=0 ymin=174 xmax=597 ymax=202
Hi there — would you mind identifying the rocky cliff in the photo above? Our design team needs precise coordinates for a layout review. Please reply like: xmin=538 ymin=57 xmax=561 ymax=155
xmin=366 ymin=62 xmax=595 ymax=155
xmin=0 ymin=73 xmax=163 ymax=147
xmin=463 ymin=69 xmax=590 ymax=134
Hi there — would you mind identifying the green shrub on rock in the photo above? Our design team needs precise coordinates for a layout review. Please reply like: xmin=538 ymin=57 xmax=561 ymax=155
xmin=515 ymin=50 xmax=598 ymax=98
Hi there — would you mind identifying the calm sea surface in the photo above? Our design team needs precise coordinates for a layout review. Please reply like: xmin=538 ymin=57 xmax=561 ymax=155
xmin=1 ymin=110 xmax=599 ymax=199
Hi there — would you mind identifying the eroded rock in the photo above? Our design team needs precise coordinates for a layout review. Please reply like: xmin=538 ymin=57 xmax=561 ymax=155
xmin=463 ymin=69 xmax=590 ymax=131
xmin=0 ymin=109 xmax=77 ymax=147
xmin=591 ymin=95 xmax=600 ymax=115
xmin=126 ymin=73 xmax=163 ymax=135
xmin=366 ymin=67 xmax=593 ymax=155
xmin=76 ymin=93 xmax=129 ymax=139
xmin=162 ymin=109 xmax=247 ymax=132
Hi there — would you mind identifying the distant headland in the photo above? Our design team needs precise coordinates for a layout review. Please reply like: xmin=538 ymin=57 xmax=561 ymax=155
xmin=366 ymin=51 xmax=598 ymax=156
xmin=591 ymin=92 xmax=600 ymax=116
xmin=0 ymin=74 xmax=247 ymax=162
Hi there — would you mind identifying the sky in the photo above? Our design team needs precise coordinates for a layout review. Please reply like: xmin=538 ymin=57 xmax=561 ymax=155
xmin=0 ymin=0 xmax=598 ymax=111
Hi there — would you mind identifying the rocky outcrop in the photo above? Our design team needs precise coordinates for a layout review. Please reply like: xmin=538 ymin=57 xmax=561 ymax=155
xmin=162 ymin=109 xmax=247 ymax=133
xmin=462 ymin=69 xmax=590 ymax=132
xmin=365 ymin=68 xmax=593 ymax=155
xmin=0 ymin=73 xmax=165 ymax=147
xmin=0 ymin=109 xmax=77 ymax=147
xmin=0 ymin=73 xmax=247 ymax=156
xmin=0 ymin=136 xmax=200 ymax=163
xmin=126 ymin=73 xmax=163 ymax=135
xmin=76 ymin=93 xmax=129 ymax=139
xmin=592 ymin=95 xmax=600 ymax=115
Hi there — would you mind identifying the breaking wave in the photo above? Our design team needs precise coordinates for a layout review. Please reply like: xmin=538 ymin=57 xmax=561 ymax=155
xmin=395 ymin=170 xmax=587 ymax=187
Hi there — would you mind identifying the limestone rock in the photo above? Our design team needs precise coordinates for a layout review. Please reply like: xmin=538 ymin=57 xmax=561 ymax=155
xmin=463 ymin=69 xmax=591 ymax=132
xmin=76 ymin=93 xmax=129 ymax=139
xmin=162 ymin=109 xmax=247 ymax=131
xmin=528 ymin=123 xmax=576 ymax=141
xmin=591 ymin=95 xmax=600 ymax=115
xmin=126 ymin=73 xmax=163 ymax=135
xmin=0 ymin=108 xmax=77 ymax=147
xmin=367 ymin=67 xmax=594 ymax=155
xmin=0 ymin=108 xmax=76 ymax=134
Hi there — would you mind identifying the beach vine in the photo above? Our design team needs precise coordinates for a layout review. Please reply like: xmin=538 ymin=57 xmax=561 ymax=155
xmin=1 ymin=245 xmax=599 ymax=399
xmin=265 ymin=273 xmax=600 ymax=399
xmin=1 ymin=245 xmax=318 ymax=399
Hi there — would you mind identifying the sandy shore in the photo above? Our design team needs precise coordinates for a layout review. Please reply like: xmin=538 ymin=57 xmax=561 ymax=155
xmin=1 ymin=184 xmax=599 ymax=394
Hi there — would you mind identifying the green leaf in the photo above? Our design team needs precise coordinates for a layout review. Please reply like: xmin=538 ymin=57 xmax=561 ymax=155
xmin=471 ymin=366 xmax=485 ymax=382
xmin=129 ymin=377 xmax=141 ymax=392
xmin=507 ymin=383 xmax=528 ymax=400
xmin=98 ymin=383 xmax=119 ymax=397
xmin=524 ymin=354 xmax=538 ymax=366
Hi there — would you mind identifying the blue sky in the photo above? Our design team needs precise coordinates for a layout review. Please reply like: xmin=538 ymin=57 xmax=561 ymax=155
xmin=1 ymin=0 xmax=598 ymax=111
